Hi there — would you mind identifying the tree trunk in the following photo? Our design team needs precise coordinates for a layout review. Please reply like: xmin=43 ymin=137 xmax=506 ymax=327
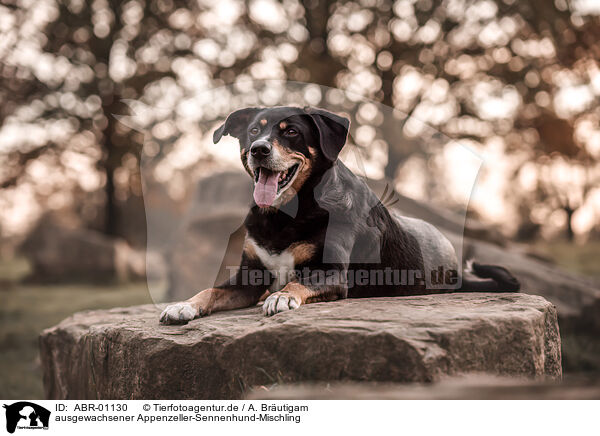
xmin=565 ymin=206 xmax=575 ymax=241
xmin=104 ymin=156 xmax=117 ymax=237
xmin=101 ymin=95 xmax=126 ymax=237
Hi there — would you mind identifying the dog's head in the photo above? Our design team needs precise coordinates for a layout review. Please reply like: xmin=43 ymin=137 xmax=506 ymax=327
xmin=213 ymin=106 xmax=349 ymax=208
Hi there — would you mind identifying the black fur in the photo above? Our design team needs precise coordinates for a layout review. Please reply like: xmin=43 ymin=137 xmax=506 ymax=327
xmin=460 ymin=262 xmax=521 ymax=292
xmin=213 ymin=106 xmax=520 ymax=299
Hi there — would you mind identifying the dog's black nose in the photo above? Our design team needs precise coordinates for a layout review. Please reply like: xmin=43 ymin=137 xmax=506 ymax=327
xmin=250 ymin=140 xmax=272 ymax=158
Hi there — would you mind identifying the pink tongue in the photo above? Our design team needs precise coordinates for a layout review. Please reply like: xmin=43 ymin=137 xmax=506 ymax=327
xmin=253 ymin=168 xmax=280 ymax=208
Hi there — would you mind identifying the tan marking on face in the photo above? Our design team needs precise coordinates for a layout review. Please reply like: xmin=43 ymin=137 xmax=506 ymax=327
xmin=260 ymin=119 xmax=267 ymax=126
xmin=279 ymin=121 xmax=287 ymax=129
xmin=289 ymin=242 xmax=317 ymax=264
xmin=240 ymin=149 xmax=253 ymax=177
xmin=271 ymin=138 xmax=285 ymax=155
xmin=290 ymin=152 xmax=312 ymax=191
xmin=308 ymin=146 xmax=318 ymax=157
xmin=277 ymin=150 xmax=312 ymax=205
xmin=271 ymin=139 xmax=304 ymax=169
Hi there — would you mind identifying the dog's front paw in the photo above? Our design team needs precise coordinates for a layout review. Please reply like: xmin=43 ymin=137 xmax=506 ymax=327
xmin=263 ymin=291 xmax=300 ymax=316
xmin=160 ymin=302 xmax=200 ymax=325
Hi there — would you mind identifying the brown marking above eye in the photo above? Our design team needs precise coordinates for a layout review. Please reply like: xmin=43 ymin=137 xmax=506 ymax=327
xmin=260 ymin=119 xmax=267 ymax=126
xmin=279 ymin=121 xmax=287 ymax=129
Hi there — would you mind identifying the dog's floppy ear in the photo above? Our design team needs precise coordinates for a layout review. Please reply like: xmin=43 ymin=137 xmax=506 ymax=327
xmin=306 ymin=108 xmax=350 ymax=161
xmin=213 ymin=107 xmax=261 ymax=143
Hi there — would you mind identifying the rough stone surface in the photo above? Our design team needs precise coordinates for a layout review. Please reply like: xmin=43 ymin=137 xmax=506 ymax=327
xmin=40 ymin=293 xmax=561 ymax=400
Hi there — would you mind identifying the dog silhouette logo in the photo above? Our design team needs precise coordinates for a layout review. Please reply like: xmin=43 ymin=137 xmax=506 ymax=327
xmin=3 ymin=402 xmax=50 ymax=433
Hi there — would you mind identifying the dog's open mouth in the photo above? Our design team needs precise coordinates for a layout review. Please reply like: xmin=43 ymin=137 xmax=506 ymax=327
xmin=253 ymin=163 xmax=300 ymax=208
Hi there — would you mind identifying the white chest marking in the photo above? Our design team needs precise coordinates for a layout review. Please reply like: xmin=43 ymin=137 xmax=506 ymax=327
xmin=247 ymin=238 xmax=295 ymax=291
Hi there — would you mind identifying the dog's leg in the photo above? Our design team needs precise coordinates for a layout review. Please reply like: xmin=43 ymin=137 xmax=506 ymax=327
xmin=262 ymin=233 xmax=354 ymax=316
xmin=160 ymin=287 xmax=264 ymax=324
xmin=263 ymin=281 xmax=345 ymax=316
xmin=160 ymin=253 xmax=269 ymax=324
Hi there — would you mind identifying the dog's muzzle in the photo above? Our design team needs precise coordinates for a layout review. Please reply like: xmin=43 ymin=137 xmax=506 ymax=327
xmin=250 ymin=140 xmax=272 ymax=160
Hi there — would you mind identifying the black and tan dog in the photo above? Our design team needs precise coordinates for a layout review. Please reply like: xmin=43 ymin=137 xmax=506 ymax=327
xmin=160 ymin=106 xmax=519 ymax=324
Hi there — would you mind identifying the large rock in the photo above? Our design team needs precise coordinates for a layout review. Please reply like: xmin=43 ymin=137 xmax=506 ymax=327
xmin=157 ymin=171 xmax=598 ymax=372
xmin=39 ymin=293 xmax=561 ymax=400
xmin=20 ymin=213 xmax=159 ymax=283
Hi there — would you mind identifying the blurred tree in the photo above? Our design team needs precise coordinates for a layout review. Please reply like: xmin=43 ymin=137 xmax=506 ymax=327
xmin=315 ymin=0 xmax=600 ymax=239
xmin=1 ymin=0 xmax=599 ymax=243
xmin=0 ymin=0 xmax=317 ymax=243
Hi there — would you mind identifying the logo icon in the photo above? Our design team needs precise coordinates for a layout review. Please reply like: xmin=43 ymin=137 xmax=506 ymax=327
xmin=3 ymin=402 xmax=50 ymax=434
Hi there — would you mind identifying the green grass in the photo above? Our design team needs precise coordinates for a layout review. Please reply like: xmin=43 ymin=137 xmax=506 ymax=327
xmin=0 ymin=256 xmax=31 ymax=282
xmin=0 ymin=272 xmax=152 ymax=399
xmin=561 ymin=332 xmax=600 ymax=373
xmin=531 ymin=241 xmax=600 ymax=279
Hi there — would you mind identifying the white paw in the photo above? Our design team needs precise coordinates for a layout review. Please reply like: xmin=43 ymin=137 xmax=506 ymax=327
xmin=263 ymin=292 xmax=300 ymax=316
xmin=159 ymin=302 xmax=199 ymax=325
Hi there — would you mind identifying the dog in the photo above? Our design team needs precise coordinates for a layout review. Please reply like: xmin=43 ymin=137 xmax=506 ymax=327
xmin=160 ymin=106 xmax=520 ymax=324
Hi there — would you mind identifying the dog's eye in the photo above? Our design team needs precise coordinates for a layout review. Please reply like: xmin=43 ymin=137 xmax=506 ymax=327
xmin=285 ymin=128 xmax=298 ymax=136
xmin=249 ymin=127 xmax=259 ymax=135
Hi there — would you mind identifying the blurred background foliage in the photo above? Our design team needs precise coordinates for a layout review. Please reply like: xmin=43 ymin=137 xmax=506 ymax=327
xmin=1 ymin=0 xmax=600 ymax=398
xmin=0 ymin=0 xmax=599 ymax=252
